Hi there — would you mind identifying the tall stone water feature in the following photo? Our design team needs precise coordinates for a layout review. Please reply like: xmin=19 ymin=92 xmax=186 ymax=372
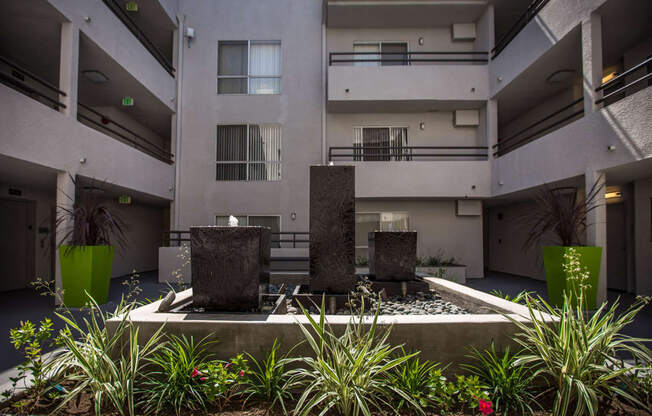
xmin=190 ymin=226 xmax=270 ymax=311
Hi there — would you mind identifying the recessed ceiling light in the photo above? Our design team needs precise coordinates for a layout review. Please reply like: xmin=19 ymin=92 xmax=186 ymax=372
xmin=546 ymin=69 xmax=576 ymax=84
xmin=82 ymin=70 xmax=109 ymax=84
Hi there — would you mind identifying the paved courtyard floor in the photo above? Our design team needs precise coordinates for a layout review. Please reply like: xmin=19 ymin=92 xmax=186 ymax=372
xmin=1 ymin=270 xmax=650 ymax=385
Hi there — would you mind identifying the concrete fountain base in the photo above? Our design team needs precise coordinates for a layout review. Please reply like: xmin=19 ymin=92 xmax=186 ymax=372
xmin=108 ymin=277 xmax=552 ymax=373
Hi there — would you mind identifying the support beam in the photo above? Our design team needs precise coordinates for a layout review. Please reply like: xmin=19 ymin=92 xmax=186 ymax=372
xmin=54 ymin=171 xmax=75 ymax=304
xmin=59 ymin=22 xmax=79 ymax=117
xmin=581 ymin=15 xmax=603 ymax=114
xmin=585 ymin=169 xmax=607 ymax=304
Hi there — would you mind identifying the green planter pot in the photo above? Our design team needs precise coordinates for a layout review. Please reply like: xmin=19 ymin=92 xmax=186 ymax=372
xmin=59 ymin=245 xmax=114 ymax=307
xmin=542 ymin=246 xmax=602 ymax=309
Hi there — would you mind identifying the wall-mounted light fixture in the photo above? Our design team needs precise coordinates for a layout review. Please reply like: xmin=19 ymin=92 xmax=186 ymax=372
xmin=419 ymin=122 xmax=425 ymax=130
xmin=607 ymin=145 xmax=616 ymax=151
xmin=418 ymin=37 xmax=424 ymax=46
xmin=83 ymin=16 xmax=91 ymax=23
xmin=605 ymin=191 xmax=622 ymax=200
xmin=291 ymin=212 xmax=297 ymax=221
xmin=185 ymin=27 xmax=195 ymax=48
xmin=79 ymin=157 xmax=87 ymax=164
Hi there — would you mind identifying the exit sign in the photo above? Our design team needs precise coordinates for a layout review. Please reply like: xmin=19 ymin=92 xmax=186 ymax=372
xmin=118 ymin=195 xmax=132 ymax=205
xmin=126 ymin=2 xmax=138 ymax=12
xmin=122 ymin=97 xmax=134 ymax=106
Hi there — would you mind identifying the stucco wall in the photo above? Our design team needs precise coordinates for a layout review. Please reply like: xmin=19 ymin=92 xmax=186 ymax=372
xmin=91 ymin=106 xmax=170 ymax=152
xmin=176 ymin=0 xmax=322 ymax=232
xmin=356 ymin=200 xmax=484 ymax=278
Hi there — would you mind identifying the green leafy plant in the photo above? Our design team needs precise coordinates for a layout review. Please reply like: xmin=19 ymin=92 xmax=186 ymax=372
xmin=429 ymin=372 xmax=490 ymax=415
xmin=388 ymin=349 xmax=440 ymax=409
xmin=242 ymin=339 xmax=299 ymax=412
xmin=122 ymin=270 xmax=143 ymax=303
xmin=46 ymin=296 xmax=166 ymax=416
xmin=4 ymin=318 xmax=56 ymax=412
xmin=508 ymin=248 xmax=652 ymax=416
xmin=355 ymin=256 xmax=369 ymax=267
xmin=463 ymin=342 xmax=538 ymax=415
xmin=422 ymin=250 xmax=456 ymax=267
xmin=142 ymin=334 xmax=216 ymax=415
xmin=292 ymin=296 xmax=422 ymax=416
xmin=201 ymin=354 xmax=249 ymax=411
xmin=489 ymin=289 xmax=533 ymax=304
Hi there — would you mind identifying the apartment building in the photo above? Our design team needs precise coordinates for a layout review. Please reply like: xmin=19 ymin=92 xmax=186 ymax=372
xmin=1 ymin=0 xmax=651 ymax=303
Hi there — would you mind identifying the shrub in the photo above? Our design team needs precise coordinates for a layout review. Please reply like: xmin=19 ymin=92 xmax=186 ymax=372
xmin=429 ymin=372 xmax=490 ymax=415
xmin=463 ymin=342 xmax=538 ymax=415
xmin=142 ymin=334 xmax=216 ymax=415
xmin=292 ymin=297 xmax=422 ymax=416
xmin=242 ymin=339 xmax=299 ymax=412
xmin=46 ymin=297 xmax=166 ymax=416
xmin=508 ymin=248 xmax=652 ymax=416
xmin=201 ymin=354 xmax=249 ymax=411
xmin=388 ymin=349 xmax=440 ymax=410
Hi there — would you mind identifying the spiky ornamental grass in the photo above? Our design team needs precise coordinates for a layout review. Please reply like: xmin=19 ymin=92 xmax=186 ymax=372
xmin=507 ymin=248 xmax=652 ymax=416
xmin=292 ymin=297 xmax=423 ymax=416
xmin=46 ymin=296 xmax=166 ymax=416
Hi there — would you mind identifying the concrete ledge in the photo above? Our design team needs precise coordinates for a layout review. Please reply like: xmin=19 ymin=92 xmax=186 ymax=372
xmin=110 ymin=278 xmax=552 ymax=373
xmin=418 ymin=266 xmax=466 ymax=284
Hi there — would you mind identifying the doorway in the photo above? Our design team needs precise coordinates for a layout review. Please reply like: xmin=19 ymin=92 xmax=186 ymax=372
xmin=607 ymin=202 xmax=628 ymax=291
xmin=0 ymin=198 xmax=36 ymax=291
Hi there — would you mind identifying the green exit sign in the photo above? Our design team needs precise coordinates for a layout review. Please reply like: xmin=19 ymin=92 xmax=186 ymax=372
xmin=118 ymin=195 xmax=132 ymax=205
xmin=126 ymin=2 xmax=138 ymax=12
xmin=122 ymin=97 xmax=134 ymax=106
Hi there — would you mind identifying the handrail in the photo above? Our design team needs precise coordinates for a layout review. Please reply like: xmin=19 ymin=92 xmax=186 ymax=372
xmin=595 ymin=56 xmax=652 ymax=92
xmin=163 ymin=231 xmax=310 ymax=248
xmin=0 ymin=72 xmax=66 ymax=109
xmin=492 ymin=0 xmax=551 ymax=59
xmin=77 ymin=102 xmax=173 ymax=164
xmin=595 ymin=56 xmax=652 ymax=105
xmin=493 ymin=98 xmax=584 ymax=157
xmin=329 ymin=51 xmax=488 ymax=65
xmin=101 ymin=0 xmax=175 ymax=76
xmin=329 ymin=146 xmax=488 ymax=161
xmin=0 ymin=55 xmax=66 ymax=96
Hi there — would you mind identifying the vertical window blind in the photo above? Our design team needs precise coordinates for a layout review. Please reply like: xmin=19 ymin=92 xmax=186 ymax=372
xmin=218 ymin=41 xmax=281 ymax=94
xmin=216 ymin=124 xmax=281 ymax=181
xmin=353 ymin=127 xmax=410 ymax=161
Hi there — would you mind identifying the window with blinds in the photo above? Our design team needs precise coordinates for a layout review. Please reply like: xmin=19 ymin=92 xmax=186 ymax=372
xmin=353 ymin=127 xmax=410 ymax=161
xmin=216 ymin=124 xmax=281 ymax=181
xmin=218 ymin=40 xmax=281 ymax=94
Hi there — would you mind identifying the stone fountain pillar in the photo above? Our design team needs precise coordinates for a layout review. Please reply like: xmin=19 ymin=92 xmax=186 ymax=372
xmin=190 ymin=226 xmax=270 ymax=311
xmin=368 ymin=231 xmax=417 ymax=281
xmin=309 ymin=165 xmax=356 ymax=294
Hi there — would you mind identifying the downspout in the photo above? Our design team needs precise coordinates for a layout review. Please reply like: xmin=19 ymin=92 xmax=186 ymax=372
xmin=321 ymin=22 xmax=327 ymax=164
xmin=174 ymin=14 xmax=185 ymax=229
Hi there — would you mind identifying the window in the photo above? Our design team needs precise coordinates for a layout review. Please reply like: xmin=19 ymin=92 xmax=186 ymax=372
xmin=353 ymin=42 xmax=408 ymax=66
xmin=355 ymin=212 xmax=410 ymax=249
xmin=216 ymin=124 xmax=281 ymax=181
xmin=216 ymin=215 xmax=281 ymax=246
xmin=353 ymin=127 xmax=409 ymax=161
xmin=218 ymin=41 xmax=281 ymax=94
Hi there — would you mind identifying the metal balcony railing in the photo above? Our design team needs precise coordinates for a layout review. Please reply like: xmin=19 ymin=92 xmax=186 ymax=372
xmin=493 ymin=97 xmax=584 ymax=157
xmin=492 ymin=0 xmax=551 ymax=59
xmin=102 ymin=0 xmax=175 ymax=76
xmin=329 ymin=146 xmax=489 ymax=161
xmin=163 ymin=231 xmax=309 ymax=249
xmin=0 ymin=55 xmax=66 ymax=110
xmin=77 ymin=102 xmax=174 ymax=164
xmin=329 ymin=51 xmax=488 ymax=66
xmin=595 ymin=56 xmax=652 ymax=106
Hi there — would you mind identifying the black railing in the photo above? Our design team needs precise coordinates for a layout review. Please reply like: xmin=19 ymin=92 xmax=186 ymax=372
xmin=163 ymin=231 xmax=310 ymax=248
xmin=329 ymin=146 xmax=489 ymax=161
xmin=595 ymin=56 xmax=652 ymax=106
xmin=329 ymin=51 xmax=488 ymax=66
xmin=0 ymin=55 xmax=66 ymax=110
xmin=77 ymin=102 xmax=174 ymax=164
xmin=493 ymin=97 xmax=584 ymax=157
xmin=102 ymin=0 xmax=175 ymax=76
xmin=492 ymin=0 xmax=551 ymax=59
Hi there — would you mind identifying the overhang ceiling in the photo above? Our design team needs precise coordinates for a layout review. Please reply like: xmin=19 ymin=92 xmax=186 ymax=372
xmin=597 ymin=0 xmax=652 ymax=68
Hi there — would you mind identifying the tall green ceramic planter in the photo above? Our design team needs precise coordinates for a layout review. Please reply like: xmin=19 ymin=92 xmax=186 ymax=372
xmin=59 ymin=245 xmax=114 ymax=307
xmin=542 ymin=246 xmax=602 ymax=309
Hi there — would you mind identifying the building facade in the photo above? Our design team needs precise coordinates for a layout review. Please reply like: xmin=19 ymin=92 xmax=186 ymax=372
xmin=1 ymin=0 xmax=651 ymax=302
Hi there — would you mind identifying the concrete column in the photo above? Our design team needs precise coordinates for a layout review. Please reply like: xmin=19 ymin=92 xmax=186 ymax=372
xmin=581 ymin=15 xmax=603 ymax=114
xmin=54 ymin=171 xmax=75 ymax=304
xmin=585 ymin=169 xmax=607 ymax=304
xmin=487 ymin=99 xmax=498 ymax=160
xmin=59 ymin=22 xmax=79 ymax=117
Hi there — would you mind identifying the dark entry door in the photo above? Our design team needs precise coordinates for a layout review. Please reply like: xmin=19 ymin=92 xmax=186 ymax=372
xmin=607 ymin=203 xmax=628 ymax=292
xmin=0 ymin=199 xmax=34 ymax=291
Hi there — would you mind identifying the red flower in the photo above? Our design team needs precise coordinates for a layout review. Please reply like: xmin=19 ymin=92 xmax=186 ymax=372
xmin=239 ymin=370 xmax=245 ymax=377
xmin=224 ymin=362 xmax=232 ymax=369
xmin=478 ymin=399 xmax=493 ymax=415
xmin=191 ymin=367 xmax=203 ymax=378
xmin=200 ymin=377 xmax=207 ymax=382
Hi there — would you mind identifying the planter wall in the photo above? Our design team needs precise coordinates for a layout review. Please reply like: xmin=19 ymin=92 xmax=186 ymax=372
xmin=417 ymin=266 xmax=466 ymax=284
xmin=542 ymin=246 xmax=602 ymax=309
xmin=59 ymin=245 xmax=114 ymax=307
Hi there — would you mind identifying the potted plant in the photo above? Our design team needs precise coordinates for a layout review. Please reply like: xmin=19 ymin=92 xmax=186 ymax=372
xmin=56 ymin=177 xmax=127 ymax=307
xmin=522 ymin=179 xmax=604 ymax=308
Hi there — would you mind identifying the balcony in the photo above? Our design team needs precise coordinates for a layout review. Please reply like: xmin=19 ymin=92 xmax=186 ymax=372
xmin=492 ymin=0 xmax=551 ymax=59
xmin=329 ymin=146 xmax=488 ymax=162
xmin=328 ymin=51 xmax=489 ymax=112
